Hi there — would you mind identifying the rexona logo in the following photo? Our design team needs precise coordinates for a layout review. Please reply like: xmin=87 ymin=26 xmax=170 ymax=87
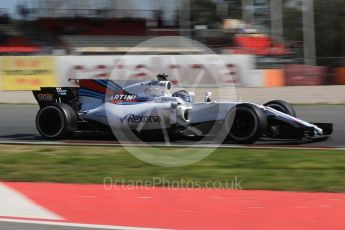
xmin=106 ymin=94 xmax=137 ymax=101
xmin=121 ymin=114 xmax=161 ymax=124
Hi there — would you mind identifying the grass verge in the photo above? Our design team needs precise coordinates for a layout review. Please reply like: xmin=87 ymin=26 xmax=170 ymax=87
xmin=1 ymin=144 xmax=345 ymax=192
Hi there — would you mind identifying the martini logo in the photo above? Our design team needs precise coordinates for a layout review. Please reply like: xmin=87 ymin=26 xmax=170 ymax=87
xmin=106 ymin=94 xmax=137 ymax=101
xmin=121 ymin=114 xmax=161 ymax=124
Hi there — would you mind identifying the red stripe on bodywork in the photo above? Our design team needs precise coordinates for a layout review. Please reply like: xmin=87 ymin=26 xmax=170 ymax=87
xmin=80 ymin=80 xmax=121 ymax=96
xmin=79 ymin=80 xmax=107 ymax=94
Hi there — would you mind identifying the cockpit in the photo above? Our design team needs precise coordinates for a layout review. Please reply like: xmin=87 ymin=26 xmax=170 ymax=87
xmin=172 ymin=90 xmax=192 ymax=103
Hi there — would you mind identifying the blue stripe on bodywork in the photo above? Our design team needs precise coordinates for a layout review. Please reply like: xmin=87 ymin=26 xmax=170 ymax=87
xmin=93 ymin=80 xmax=122 ymax=91
xmin=80 ymin=89 xmax=105 ymax=100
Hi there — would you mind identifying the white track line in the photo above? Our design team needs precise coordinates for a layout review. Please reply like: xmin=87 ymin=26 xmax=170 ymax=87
xmin=0 ymin=218 xmax=168 ymax=230
xmin=0 ymin=183 xmax=62 ymax=220
xmin=0 ymin=140 xmax=344 ymax=151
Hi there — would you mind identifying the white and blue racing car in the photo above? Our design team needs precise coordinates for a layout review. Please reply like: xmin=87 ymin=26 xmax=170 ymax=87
xmin=32 ymin=74 xmax=333 ymax=144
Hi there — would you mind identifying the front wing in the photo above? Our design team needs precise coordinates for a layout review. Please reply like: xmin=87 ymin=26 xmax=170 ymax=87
xmin=264 ymin=106 xmax=333 ymax=140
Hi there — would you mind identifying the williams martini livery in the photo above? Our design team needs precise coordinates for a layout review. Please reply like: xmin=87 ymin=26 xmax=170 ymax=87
xmin=33 ymin=74 xmax=333 ymax=144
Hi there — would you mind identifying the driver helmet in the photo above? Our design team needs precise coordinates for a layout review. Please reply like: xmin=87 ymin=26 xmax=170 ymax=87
xmin=172 ymin=90 xmax=192 ymax=102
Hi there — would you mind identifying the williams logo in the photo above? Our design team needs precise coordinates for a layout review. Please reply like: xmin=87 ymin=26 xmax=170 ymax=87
xmin=140 ymin=81 xmax=166 ymax=87
xmin=121 ymin=114 xmax=161 ymax=124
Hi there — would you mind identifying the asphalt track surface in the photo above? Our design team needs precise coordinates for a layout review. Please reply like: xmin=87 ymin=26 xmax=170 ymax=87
xmin=0 ymin=104 xmax=345 ymax=147
xmin=0 ymin=105 xmax=344 ymax=230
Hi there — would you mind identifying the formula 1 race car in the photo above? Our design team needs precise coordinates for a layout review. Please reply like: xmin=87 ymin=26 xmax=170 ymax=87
xmin=32 ymin=74 xmax=333 ymax=144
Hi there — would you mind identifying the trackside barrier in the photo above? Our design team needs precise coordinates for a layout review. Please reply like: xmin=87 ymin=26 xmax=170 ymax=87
xmin=245 ymin=70 xmax=264 ymax=87
xmin=335 ymin=67 xmax=345 ymax=85
xmin=0 ymin=55 xmax=257 ymax=90
xmin=56 ymin=55 xmax=255 ymax=87
xmin=284 ymin=64 xmax=326 ymax=86
xmin=263 ymin=69 xmax=285 ymax=87
xmin=0 ymin=56 xmax=57 ymax=90
xmin=2 ymin=55 xmax=342 ymax=90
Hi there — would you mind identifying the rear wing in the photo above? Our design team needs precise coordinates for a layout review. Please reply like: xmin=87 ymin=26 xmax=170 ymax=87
xmin=32 ymin=87 xmax=79 ymax=108
xmin=32 ymin=79 xmax=143 ymax=108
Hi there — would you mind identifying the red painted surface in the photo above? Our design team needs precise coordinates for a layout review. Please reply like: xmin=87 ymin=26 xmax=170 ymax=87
xmin=4 ymin=182 xmax=345 ymax=230
xmin=0 ymin=46 xmax=40 ymax=53
xmin=231 ymin=35 xmax=289 ymax=56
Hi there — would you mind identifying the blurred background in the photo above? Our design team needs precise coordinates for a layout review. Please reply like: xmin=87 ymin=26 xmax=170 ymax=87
xmin=0 ymin=0 xmax=344 ymax=87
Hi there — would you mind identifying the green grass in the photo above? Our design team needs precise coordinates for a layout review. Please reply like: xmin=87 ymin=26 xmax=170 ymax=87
xmin=1 ymin=144 xmax=345 ymax=192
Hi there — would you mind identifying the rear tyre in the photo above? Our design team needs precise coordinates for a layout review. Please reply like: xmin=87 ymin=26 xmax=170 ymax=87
xmin=226 ymin=104 xmax=267 ymax=144
xmin=264 ymin=100 xmax=296 ymax=117
xmin=36 ymin=103 xmax=77 ymax=140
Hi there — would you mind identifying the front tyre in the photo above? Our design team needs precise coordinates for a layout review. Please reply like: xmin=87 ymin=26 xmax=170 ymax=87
xmin=226 ymin=104 xmax=267 ymax=144
xmin=36 ymin=103 xmax=77 ymax=140
xmin=264 ymin=100 xmax=296 ymax=117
